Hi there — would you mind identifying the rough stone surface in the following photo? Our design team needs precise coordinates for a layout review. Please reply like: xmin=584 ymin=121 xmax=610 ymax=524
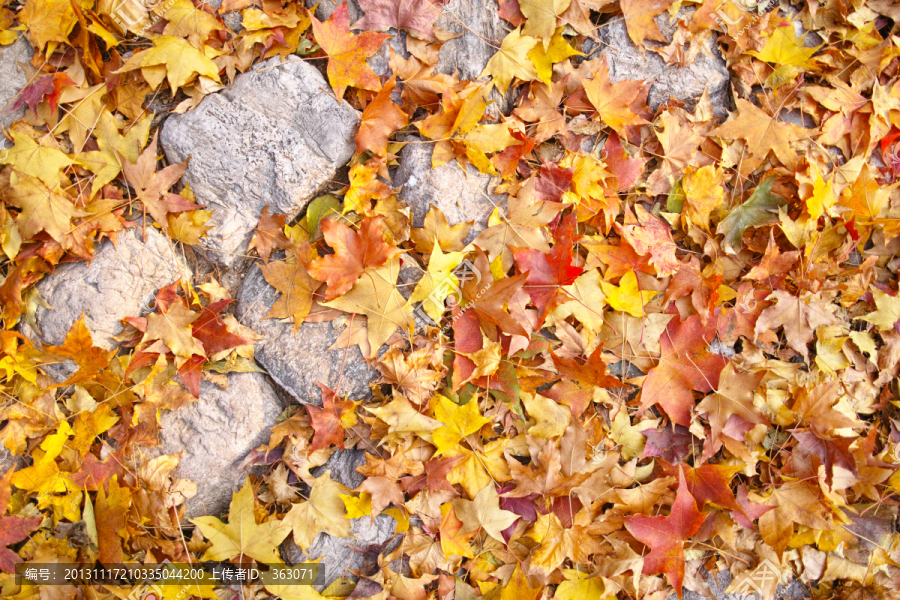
xmin=236 ymin=265 xmax=378 ymax=405
xmin=314 ymin=448 xmax=366 ymax=489
xmin=394 ymin=140 xmax=506 ymax=244
xmin=161 ymin=56 xmax=360 ymax=266
xmin=206 ymin=0 xmax=243 ymax=32
xmin=283 ymin=450 xmax=397 ymax=589
xmin=158 ymin=372 xmax=283 ymax=518
xmin=0 ymin=35 xmax=33 ymax=151
xmin=0 ymin=447 xmax=25 ymax=475
xmin=598 ymin=9 xmax=730 ymax=113
xmin=20 ymin=227 xmax=190 ymax=350
xmin=435 ymin=0 xmax=508 ymax=81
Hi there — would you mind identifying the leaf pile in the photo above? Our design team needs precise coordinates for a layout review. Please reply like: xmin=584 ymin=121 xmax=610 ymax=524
xmin=2 ymin=0 xmax=900 ymax=600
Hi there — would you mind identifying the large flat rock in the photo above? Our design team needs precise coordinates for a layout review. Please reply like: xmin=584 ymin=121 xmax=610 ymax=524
xmin=21 ymin=227 xmax=190 ymax=350
xmin=0 ymin=36 xmax=33 ymax=151
xmin=236 ymin=265 xmax=378 ymax=405
xmin=599 ymin=9 xmax=730 ymax=113
xmin=159 ymin=372 xmax=283 ymax=518
xmin=161 ymin=56 xmax=360 ymax=266
xmin=394 ymin=140 xmax=505 ymax=244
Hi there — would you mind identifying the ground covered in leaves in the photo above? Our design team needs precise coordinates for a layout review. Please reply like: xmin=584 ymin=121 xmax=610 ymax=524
xmin=1 ymin=0 xmax=900 ymax=600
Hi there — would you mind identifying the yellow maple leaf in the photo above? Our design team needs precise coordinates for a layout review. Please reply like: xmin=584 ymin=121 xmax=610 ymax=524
xmin=116 ymin=36 xmax=221 ymax=95
xmin=601 ymin=270 xmax=656 ymax=318
xmin=284 ymin=471 xmax=352 ymax=550
xmin=527 ymin=27 xmax=582 ymax=84
xmin=1 ymin=131 xmax=74 ymax=189
xmin=520 ymin=0 xmax=571 ymax=49
xmin=682 ymin=164 xmax=725 ymax=231
xmin=407 ymin=240 xmax=465 ymax=322
xmin=323 ymin=258 xmax=415 ymax=357
xmin=432 ymin=395 xmax=491 ymax=456
xmin=479 ymin=28 xmax=539 ymax=95
xmin=193 ymin=477 xmax=291 ymax=563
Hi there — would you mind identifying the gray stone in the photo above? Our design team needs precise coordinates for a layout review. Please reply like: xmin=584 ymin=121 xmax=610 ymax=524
xmin=435 ymin=0 xmax=508 ymax=82
xmin=0 ymin=35 xmax=33 ymax=151
xmin=160 ymin=56 xmax=360 ymax=266
xmin=21 ymin=227 xmax=190 ymax=350
xmin=598 ymin=9 xmax=730 ymax=113
xmin=207 ymin=0 xmax=242 ymax=32
xmin=236 ymin=265 xmax=378 ymax=405
xmin=158 ymin=372 xmax=283 ymax=517
xmin=313 ymin=448 xmax=366 ymax=489
xmin=0 ymin=446 xmax=25 ymax=475
xmin=394 ymin=140 xmax=505 ymax=244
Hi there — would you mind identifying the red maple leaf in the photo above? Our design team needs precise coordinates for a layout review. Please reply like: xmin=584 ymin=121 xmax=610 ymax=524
xmin=306 ymin=384 xmax=356 ymax=452
xmin=513 ymin=242 xmax=583 ymax=326
xmin=639 ymin=312 xmax=728 ymax=426
xmin=625 ymin=469 xmax=705 ymax=599
xmin=0 ymin=469 xmax=42 ymax=573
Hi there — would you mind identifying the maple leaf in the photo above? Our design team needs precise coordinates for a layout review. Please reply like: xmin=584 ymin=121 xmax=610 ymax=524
xmin=121 ymin=132 xmax=199 ymax=224
xmin=312 ymin=2 xmax=392 ymax=99
xmin=520 ymin=0 xmax=570 ymax=48
xmin=479 ymin=27 xmax=539 ymax=95
xmin=620 ymin=0 xmax=674 ymax=46
xmin=407 ymin=240 xmax=465 ymax=322
xmin=249 ymin=206 xmax=291 ymax=262
xmin=116 ymin=36 xmax=221 ymax=95
xmin=615 ymin=204 xmax=681 ymax=277
xmin=323 ymin=257 xmax=415 ymax=356
xmin=711 ymin=98 xmax=810 ymax=170
xmin=603 ymin=131 xmax=648 ymax=191
xmin=410 ymin=206 xmax=472 ymax=253
xmin=744 ymin=230 xmax=799 ymax=282
xmin=527 ymin=27 xmax=582 ymax=84
xmin=601 ymin=270 xmax=656 ymax=317
xmin=401 ymin=456 xmax=462 ymax=495
xmin=716 ymin=177 xmax=786 ymax=255
xmin=309 ymin=216 xmax=404 ymax=300
xmin=758 ymin=483 xmax=832 ymax=559
xmin=459 ymin=258 xmax=529 ymax=338
xmin=625 ymin=471 xmax=704 ymax=599
xmin=513 ymin=242 xmax=583 ymax=323
xmin=355 ymin=76 xmax=409 ymax=159
xmin=752 ymin=24 xmax=820 ymax=68
xmin=141 ymin=299 xmax=205 ymax=361
xmin=193 ymin=477 xmax=290 ymax=562
xmin=696 ymin=363 xmax=766 ymax=456
xmin=859 ymin=287 xmax=900 ymax=331
xmin=13 ymin=72 xmax=75 ymax=114
xmin=639 ymin=313 xmax=728 ymax=427
xmin=306 ymin=384 xmax=357 ymax=451
xmin=353 ymin=0 xmax=443 ymax=41
xmin=432 ymin=394 xmax=491 ymax=456
xmin=551 ymin=344 xmax=626 ymax=389
xmin=0 ymin=468 xmax=42 ymax=573
xmin=580 ymin=57 xmax=649 ymax=137
xmin=451 ymin=484 xmax=518 ymax=542
xmin=95 ymin=476 xmax=131 ymax=564
xmin=261 ymin=256 xmax=317 ymax=329
xmin=681 ymin=165 xmax=724 ymax=231
xmin=43 ymin=316 xmax=114 ymax=386
xmin=0 ymin=167 xmax=86 ymax=246
xmin=754 ymin=290 xmax=840 ymax=361
xmin=284 ymin=471 xmax=352 ymax=550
